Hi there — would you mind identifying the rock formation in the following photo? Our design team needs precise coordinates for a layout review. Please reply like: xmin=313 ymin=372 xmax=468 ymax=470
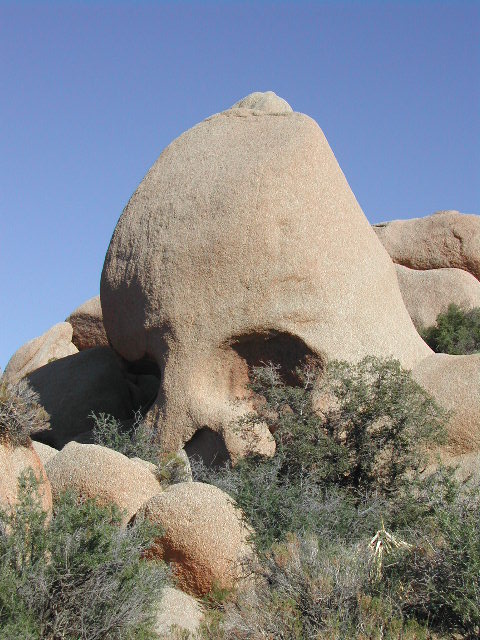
xmin=66 ymin=295 xmax=108 ymax=351
xmin=101 ymin=91 xmax=430 ymax=459
xmin=373 ymin=210 xmax=480 ymax=280
xmin=137 ymin=482 xmax=253 ymax=596
xmin=395 ymin=264 xmax=480 ymax=329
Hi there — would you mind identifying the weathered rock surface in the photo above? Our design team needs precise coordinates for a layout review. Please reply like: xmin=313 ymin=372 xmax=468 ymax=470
xmin=32 ymin=440 xmax=58 ymax=466
xmin=138 ymin=482 xmax=253 ymax=596
xmin=27 ymin=347 xmax=135 ymax=448
xmin=45 ymin=442 xmax=161 ymax=523
xmin=154 ymin=586 xmax=203 ymax=638
xmin=66 ymin=295 xmax=108 ymax=351
xmin=412 ymin=353 xmax=480 ymax=455
xmin=0 ymin=440 xmax=52 ymax=514
xmin=101 ymin=91 xmax=430 ymax=459
xmin=395 ymin=264 xmax=480 ymax=329
xmin=4 ymin=323 xmax=78 ymax=384
xmin=374 ymin=210 xmax=480 ymax=280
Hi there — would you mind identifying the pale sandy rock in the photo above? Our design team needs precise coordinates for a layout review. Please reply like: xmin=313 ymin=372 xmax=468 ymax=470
xmin=412 ymin=353 xmax=480 ymax=455
xmin=45 ymin=442 xmax=162 ymax=524
xmin=374 ymin=210 xmax=480 ymax=280
xmin=0 ymin=440 xmax=52 ymax=515
xmin=32 ymin=440 xmax=58 ymax=466
xmin=27 ymin=347 xmax=135 ymax=448
xmin=4 ymin=322 xmax=78 ymax=383
xmin=395 ymin=264 xmax=480 ymax=329
xmin=101 ymin=91 xmax=430 ymax=460
xmin=154 ymin=586 xmax=203 ymax=638
xmin=66 ymin=295 xmax=108 ymax=351
xmin=138 ymin=482 xmax=253 ymax=596
xmin=231 ymin=90 xmax=293 ymax=113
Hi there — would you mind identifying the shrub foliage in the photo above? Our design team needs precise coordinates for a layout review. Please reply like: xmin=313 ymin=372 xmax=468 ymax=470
xmin=421 ymin=304 xmax=480 ymax=355
xmin=0 ymin=378 xmax=49 ymax=447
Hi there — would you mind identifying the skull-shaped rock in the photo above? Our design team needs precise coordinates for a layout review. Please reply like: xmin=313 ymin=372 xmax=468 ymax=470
xmin=100 ymin=92 xmax=431 ymax=463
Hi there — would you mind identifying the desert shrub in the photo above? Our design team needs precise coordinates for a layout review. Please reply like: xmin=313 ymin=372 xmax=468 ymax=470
xmin=0 ymin=377 xmax=49 ymax=447
xmin=0 ymin=471 xmax=168 ymax=640
xmin=421 ymin=304 xmax=480 ymax=354
xmin=193 ymin=357 xmax=446 ymax=548
xmin=91 ymin=411 xmax=189 ymax=485
xmin=382 ymin=473 xmax=480 ymax=636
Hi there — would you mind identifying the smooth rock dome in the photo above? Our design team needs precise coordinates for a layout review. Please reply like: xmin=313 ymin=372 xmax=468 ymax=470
xmin=101 ymin=91 xmax=431 ymax=456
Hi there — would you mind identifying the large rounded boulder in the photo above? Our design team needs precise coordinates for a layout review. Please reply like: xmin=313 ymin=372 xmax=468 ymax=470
xmin=45 ymin=442 xmax=162 ymax=523
xmin=137 ymin=482 xmax=253 ymax=596
xmin=373 ymin=210 xmax=480 ymax=280
xmin=101 ymin=91 xmax=430 ymax=457
xmin=395 ymin=264 xmax=480 ymax=329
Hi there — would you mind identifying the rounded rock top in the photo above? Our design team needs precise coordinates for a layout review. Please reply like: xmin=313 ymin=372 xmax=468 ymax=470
xmin=230 ymin=90 xmax=293 ymax=114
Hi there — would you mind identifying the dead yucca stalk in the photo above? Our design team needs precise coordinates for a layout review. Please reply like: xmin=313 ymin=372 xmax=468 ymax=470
xmin=369 ymin=519 xmax=412 ymax=579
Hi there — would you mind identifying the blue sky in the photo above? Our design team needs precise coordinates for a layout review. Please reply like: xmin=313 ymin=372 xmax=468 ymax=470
xmin=1 ymin=1 xmax=479 ymax=369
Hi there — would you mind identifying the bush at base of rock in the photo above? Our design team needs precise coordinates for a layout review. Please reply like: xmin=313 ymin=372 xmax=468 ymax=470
xmin=421 ymin=304 xmax=480 ymax=355
xmin=0 ymin=473 xmax=168 ymax=640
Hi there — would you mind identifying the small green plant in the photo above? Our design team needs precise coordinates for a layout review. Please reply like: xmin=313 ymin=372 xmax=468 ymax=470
xmin=0 ymin=377 xmax=49 ymax=446
xmin=0 ymin=471 xmax=168 ymax=639
xmin=421 ymin=304 xmax=480 ymax=354
xmin=91 ymin=411 xmax=190 ymax=485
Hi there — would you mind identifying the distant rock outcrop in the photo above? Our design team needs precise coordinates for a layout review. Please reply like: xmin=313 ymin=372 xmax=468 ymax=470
xmin=4 ymin=322 xmax=78 ymax=384
xmin=395 ymin=264 xmax=480 ymax=329
xmin=66 ymin=295 xmax=108 ymax=351
xmin=373 ymin=210 xmax=480 ymax=280
xmin=101 ymin=91 xmax=430 ymax=460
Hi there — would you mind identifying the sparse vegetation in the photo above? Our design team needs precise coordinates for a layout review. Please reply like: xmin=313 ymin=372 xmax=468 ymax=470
xmin=0 ymin=378 xmax=49 ymax=447
xmin=421 ymin=304 xmax=480 ymax=355
xmin=0 ymin=471 xmax=168 ymax=640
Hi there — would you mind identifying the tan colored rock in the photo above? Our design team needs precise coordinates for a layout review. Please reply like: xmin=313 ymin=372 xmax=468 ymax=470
xmin=32 ymin=440 xmax=58 ymax=466
xmin=154 ymin=586 xmax=203 ymax=638
xmin=0 ymin=440 xmax=52 ymax=515
xmin=138 ymin=482 xmax=253 ymax=596
xmin=101 ymin=91 xmax=430 ymax=460
xmin=395 ymin=264 xmax=480 ymax=329
xmin=412 ymin=353 xmax=480 ymax=455
xmin=4 ymin=322 xmax=78 ymax=384
xmin=232 ymin=90 xmax=293 ymax=113
xmin=374 ymin=210 xmax=480 ymax=280
xmin=66 ymin=295 xmax=108 ymax=351
xmin=27 ymin=347 xmax=135 ymax=448
xmin=45 ymin=442 xmax=162 ymax=523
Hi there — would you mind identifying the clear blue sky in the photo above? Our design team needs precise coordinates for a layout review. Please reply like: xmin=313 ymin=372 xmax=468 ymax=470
xmin=1 ymin=1 xmax=479 ymax=369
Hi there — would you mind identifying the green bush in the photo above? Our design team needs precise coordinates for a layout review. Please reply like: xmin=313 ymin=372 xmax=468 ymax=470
xmin=193 ymin=357 xmax=447 ymax=549
xmin=421 ymin=304 xmax=480 ymax=354
xmin=0 ymin=378 xmax=49 ymax=447
xmin=0 ymin=471 xmax=168 ymax=640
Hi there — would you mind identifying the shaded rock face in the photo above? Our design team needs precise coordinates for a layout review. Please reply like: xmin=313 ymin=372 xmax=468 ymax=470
xmin=395 ymin=264 xmax=480 ymax=330
xmin=45 ymin=442 xmax=162 ymax=524
xmin=27 ymin=347 xmax=151 ymax=448
xmin=373 ymin=210 xmax=480 ymax=280
xmin=101 ymin=91 xmax=430 ymax=459
xmin=0 ymin=440 xmax=52 ymax=515
xmin=66 ymin=295 xmax=108 ymax=351
xmin=138 ymin=482 xmax=253 ymax=597
xmin=4 ymin=323 xmax=78 ymax=384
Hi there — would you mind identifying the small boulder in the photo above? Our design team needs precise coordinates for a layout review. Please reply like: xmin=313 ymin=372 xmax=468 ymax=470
xmin=373 ymin=210 xmax=480 ymax=280
xmin=154 ymin=586 xmax=203 ymax=638
xmin=27 ymin=347 xmax=135 ymax=448
xmin=66 ymin=295 xmax=108 ymax=351
xmin=45 ymin=442 xmax=162 ymax=524
xmin=4 ymin=323 xmax=78 ymax=383
xmin=412 ymin=353 xmax=480 ymax=455
xmin=138 ymin=482 xmax=253 ymax=596
xmin=0 ymin=440 xmax=52 ymax=515
xmin=395 ymin=264 xmax=480 ymax=329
